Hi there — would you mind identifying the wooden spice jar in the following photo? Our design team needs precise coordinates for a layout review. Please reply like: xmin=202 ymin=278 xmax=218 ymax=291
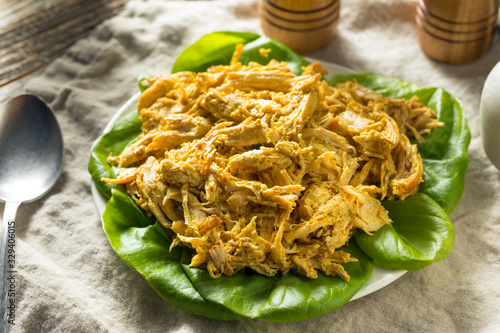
xmin=258 ymin=0 xmax=340 ymax=54
xmin=416 ymin=0 xmax=499 ymax=64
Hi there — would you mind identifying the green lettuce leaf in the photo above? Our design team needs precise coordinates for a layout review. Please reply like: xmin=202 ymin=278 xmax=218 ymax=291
xmin=355 ymin=193 xmax=454 ymax=270
xmin=171 ymin=31 xmax=260 ymax=74
xmin=103 ymin=188 xmax=372 ymax=322
xmin=172 ymin=32 xmax=309 ymax=75
xmin=103 ymin=189 xmax=242 ymax=320
xmin=89 ymin=110 xmax=141 ymax=200
xmin=89 ymin=31 xmax=470 ymax=322
xmin=181 ymin=242 xmax=372 ymax=322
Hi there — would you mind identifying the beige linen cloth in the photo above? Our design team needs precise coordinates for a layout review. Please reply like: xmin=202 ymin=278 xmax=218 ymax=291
xmin=4 ymin=0 xmax=500 ymax=332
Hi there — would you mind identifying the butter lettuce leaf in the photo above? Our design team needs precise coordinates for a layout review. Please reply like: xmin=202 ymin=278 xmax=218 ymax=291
xmin=355 ymin=193 xmax=454 ymax=270
xmin=103 ymin=188 xmax=371 ymax=322
xmin=89 ymin=110 xmax=141 ymax=200
xmin=103 ymin=189 xmax=242 ymax=320
xmin=181 ymin=241 xmax=372 ymax=322
xmin=172 ymin=32 xmax=309 ymax=75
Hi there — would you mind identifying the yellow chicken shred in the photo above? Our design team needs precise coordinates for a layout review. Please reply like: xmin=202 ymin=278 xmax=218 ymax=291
xmin=103 ymin=46 xmax=442 ymax=281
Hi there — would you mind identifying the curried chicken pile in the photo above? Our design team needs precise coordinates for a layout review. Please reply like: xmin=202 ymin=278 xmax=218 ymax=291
xmin=103 ymin=45 xmax=442 ymax=281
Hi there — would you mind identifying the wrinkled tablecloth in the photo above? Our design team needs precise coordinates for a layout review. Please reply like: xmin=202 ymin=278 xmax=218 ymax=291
xmin=5 ymin=0 xmax=500 ymax=332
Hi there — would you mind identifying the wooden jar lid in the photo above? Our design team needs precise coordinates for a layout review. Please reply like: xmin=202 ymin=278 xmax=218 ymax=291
xmin=258 ymin=0 xmax=340 ymax=53
xmin=416 ymin=0 xmax=499 ymax=64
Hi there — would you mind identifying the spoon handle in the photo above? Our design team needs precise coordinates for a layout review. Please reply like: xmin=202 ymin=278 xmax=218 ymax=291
xmin=0 ymin=201 xmax=20 ymax=332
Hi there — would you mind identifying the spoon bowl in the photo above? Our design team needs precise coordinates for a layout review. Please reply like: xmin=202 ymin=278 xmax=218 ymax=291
xmin=0 ymin=94 xmax=63 ymax=329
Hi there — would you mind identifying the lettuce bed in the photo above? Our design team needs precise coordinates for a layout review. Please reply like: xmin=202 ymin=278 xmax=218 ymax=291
xmin=88 ymin=32 xmax=470 ymax=322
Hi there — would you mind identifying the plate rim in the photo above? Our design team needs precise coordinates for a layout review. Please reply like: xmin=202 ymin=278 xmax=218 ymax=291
xmin=90 ymin=58 xmax=406 ymax=303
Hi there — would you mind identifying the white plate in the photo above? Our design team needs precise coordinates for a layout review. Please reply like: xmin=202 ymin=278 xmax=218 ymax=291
xmin=91 ymin=59 xmax=406 ymax=302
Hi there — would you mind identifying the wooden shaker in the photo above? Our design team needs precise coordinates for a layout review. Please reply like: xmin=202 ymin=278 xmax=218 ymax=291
xmin=415 ymin=0 xmax=499 ymax=64
xmin=258 ymin=0 xmax=340 ymax=53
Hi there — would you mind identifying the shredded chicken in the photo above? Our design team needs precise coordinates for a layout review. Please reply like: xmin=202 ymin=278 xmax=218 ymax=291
xmin=103 ymin=46 xmax=442 ymax=281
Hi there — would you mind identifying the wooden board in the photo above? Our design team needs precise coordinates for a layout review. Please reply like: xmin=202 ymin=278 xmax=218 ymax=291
xmin=0 ymin=0 xmax=128 ymax=88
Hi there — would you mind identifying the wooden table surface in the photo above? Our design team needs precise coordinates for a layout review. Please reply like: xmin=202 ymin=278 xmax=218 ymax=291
xmin=0 ymin=0 xmax=128 ymax=102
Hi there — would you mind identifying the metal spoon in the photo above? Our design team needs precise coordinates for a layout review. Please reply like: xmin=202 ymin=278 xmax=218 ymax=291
xmin=0 ymin=94 xmax=63 ymax=330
